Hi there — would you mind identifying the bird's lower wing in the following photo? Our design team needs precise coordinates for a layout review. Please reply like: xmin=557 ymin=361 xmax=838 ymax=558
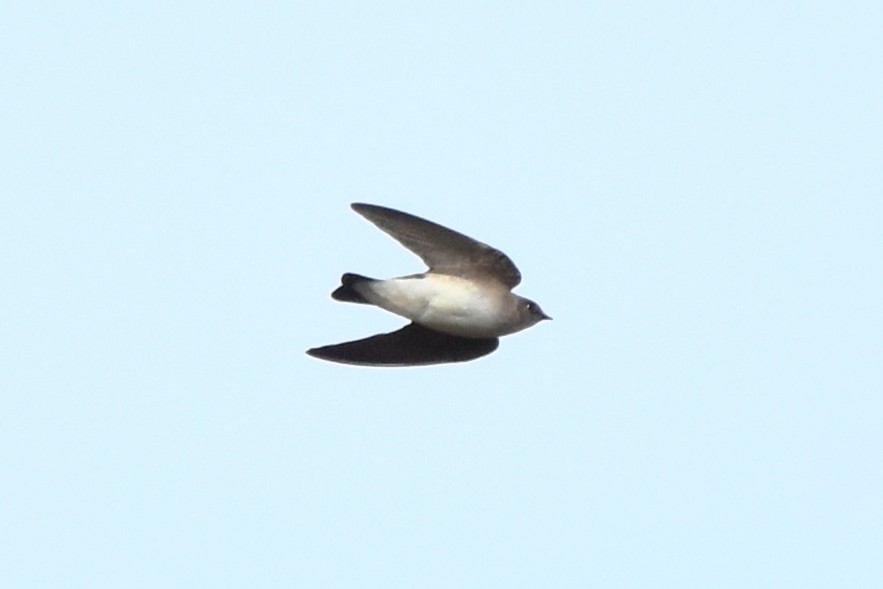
xmin=307 ymin=323 xmax=499 ymax=367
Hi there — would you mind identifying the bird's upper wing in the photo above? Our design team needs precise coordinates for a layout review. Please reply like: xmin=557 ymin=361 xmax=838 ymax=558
xmin=351 ymin=203 xmax=522 ymax=288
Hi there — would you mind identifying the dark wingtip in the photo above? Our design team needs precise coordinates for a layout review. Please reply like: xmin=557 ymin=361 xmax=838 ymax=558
xmin=351 ymin=202 xmax=375 ymax=214
xmin=351 ymin=203 xmax=401 ymax=219
xmin=305 ymin=347 xmax=326 ymax=359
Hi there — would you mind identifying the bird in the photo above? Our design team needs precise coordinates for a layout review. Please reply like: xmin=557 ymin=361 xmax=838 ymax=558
xmin=306 ymin=203 xmax=550 ymax=366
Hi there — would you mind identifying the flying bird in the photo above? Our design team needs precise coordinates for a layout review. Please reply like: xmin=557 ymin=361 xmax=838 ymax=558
xmin=307 ymin=203 xmax=550 ymax=366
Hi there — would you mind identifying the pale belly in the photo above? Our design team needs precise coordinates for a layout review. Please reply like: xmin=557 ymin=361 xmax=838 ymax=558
xmin=362 ymin=275 xmax=510 ymax=338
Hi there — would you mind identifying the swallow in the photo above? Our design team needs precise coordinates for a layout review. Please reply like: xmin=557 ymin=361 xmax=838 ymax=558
xmin=307 ymin=203 xmax=550 ymax=366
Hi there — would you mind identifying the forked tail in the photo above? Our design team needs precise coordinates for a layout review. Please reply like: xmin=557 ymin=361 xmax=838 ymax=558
xmin=330 ymin=273 xmax=375 ymax=304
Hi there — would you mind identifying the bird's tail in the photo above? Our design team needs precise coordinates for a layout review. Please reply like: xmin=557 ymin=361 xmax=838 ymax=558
xmin=331 ymin=273 xmax=376 ymax=304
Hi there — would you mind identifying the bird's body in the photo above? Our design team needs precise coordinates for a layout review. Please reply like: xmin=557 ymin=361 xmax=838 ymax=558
xmin=350 ymin=273 xmax=526 ymax=339
xmin=307 ymin=203 xmax=549 ymax=366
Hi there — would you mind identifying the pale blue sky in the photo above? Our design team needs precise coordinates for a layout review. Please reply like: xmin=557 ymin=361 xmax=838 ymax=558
xmin=3 ymin=2 xmax=882 ymax=587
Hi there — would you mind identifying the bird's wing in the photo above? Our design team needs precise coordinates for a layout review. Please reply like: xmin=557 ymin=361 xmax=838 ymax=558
xmin=351 ymin=203 xmax=522 ymax=288
xmin=307 ymin=323 xmax=499 ymax=366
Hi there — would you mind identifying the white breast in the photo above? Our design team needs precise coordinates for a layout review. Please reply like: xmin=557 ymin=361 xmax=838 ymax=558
xmin=363 ymin=275 xmax=512 ymax=338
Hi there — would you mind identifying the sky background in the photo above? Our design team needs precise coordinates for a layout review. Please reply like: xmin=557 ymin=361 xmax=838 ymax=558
xmin=3 ymin=1 xmax=882 ymax=587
